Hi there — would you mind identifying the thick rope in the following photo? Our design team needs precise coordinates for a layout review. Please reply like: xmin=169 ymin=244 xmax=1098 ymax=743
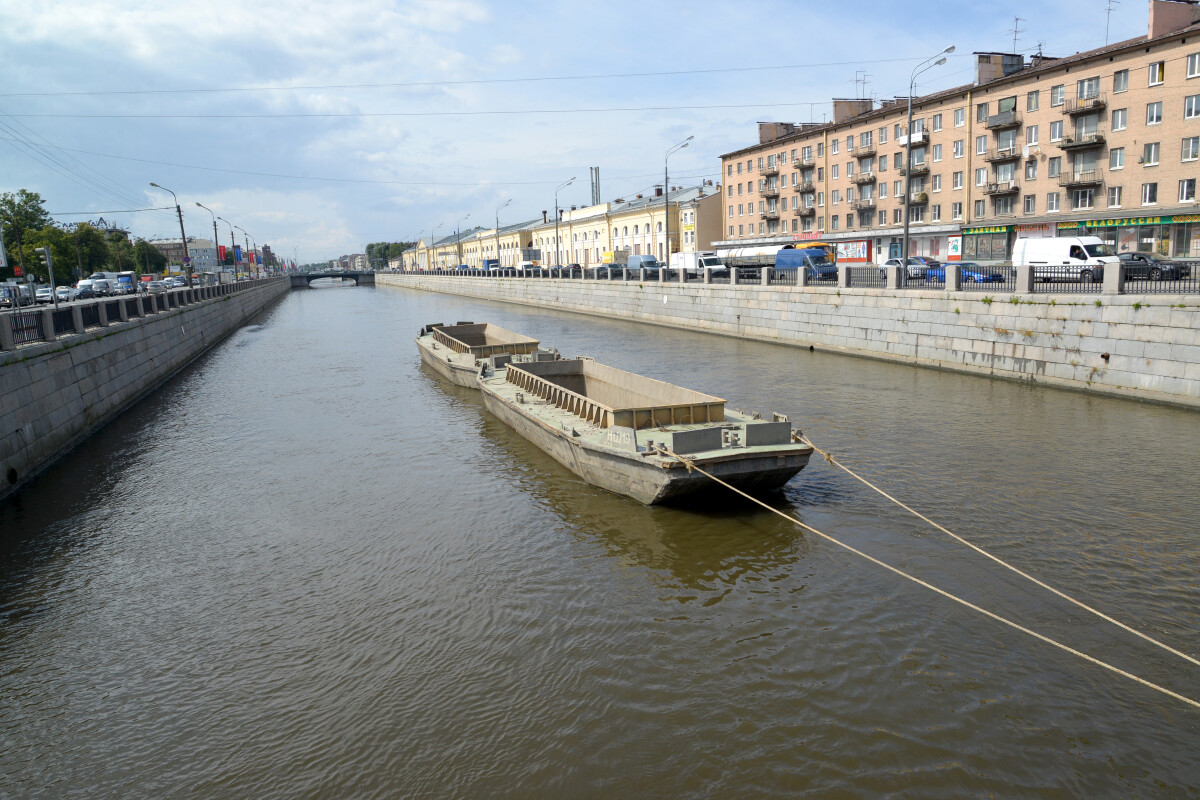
xmin=796 ymin=434 xmax=1200 ymax=670
xmin=659 ymin=445 xmax=1200 ymax=710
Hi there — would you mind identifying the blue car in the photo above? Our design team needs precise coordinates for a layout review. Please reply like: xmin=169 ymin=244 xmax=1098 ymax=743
xmin=924 ymin=261 xmax=1005 ymax=283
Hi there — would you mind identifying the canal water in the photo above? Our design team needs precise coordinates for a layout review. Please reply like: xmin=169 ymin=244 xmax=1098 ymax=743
xmin=2 ymin=281 xmax=1198 ymax=798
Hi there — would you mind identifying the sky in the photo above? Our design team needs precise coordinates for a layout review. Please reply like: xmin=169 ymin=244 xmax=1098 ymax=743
xmin=0 ymin=0 xmax=1150 ymax=264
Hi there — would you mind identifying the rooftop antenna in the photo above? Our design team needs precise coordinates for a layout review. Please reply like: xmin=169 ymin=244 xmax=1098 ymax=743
xmin=1010 ymin=16 xmax=1025 ymax=53
xmin=1105 ymin=0 xmax=1120 ymax=44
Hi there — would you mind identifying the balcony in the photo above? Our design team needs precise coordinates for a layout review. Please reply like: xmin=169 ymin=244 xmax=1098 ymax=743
xmin=794 ymin=206 xmax=816 ymax=217
xmin=851 ymin=143 xmax=877 ymax=158
xmin=761 ymin=185 xmax=780 ymax=198
xmin=1059 ymin=169 xmax=1105 ymax=188
xmin=760 ymin=209 xmax=780 ymax=221
xmin=901 ymin=162 xmax=929 ymax=177
xmin=761 ymin=162 xmax=780 ymax=177
xmin=984 ymin=146 xmax=1022 ymax=163
xmin=897 ymin=130 xmax=929 ymax=146
xmin=985 ymin=110 xmax=1021 ymax=130
xmin=984 ymin=180 xmax=1020 ymax=195
xmin=793 ymin=155 xmax=814 ymax=168
xmin=1064 ymin=93 xmax=1107 ymax=115
xmin=852 ymin=171 xmax=877 ymax=185
xmin=1059 ymin=132 xmax=1106 ymax=150
xmin=793 ymin=181 xmax=815 ymax=193
xmin=909 ymin=191 xmax=929 ymax=204
xmin=851 ymin=199 xmax=877 ymax=211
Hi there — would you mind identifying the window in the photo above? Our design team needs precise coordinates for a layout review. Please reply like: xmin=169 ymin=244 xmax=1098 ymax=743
xmin=1182 ymin=179 xmax=1197 ymax=202
xmin=879 ymin=126 xmax=888 ymax=144
xmin=953 ymin=171 xmax=963 ymax=190
xmin=831 ymin=139 xmax=839 ymax=154
xmin=737 ymin=162 xmax=743 ymax=174
xmin=1147 ymin=101 xmax=1163 ymax=125
xmin=879 ymin=183 xmax=887 ymax=198
xmin=1142 ymin=182 xmax=1158 ymax=204
xmin=954 ymin=108 xmax=965 ymax=127
xmin=727 ymin=164 xmax=733 ymax=176
xmin=1024 ymin=195 xmax=1036 ymax=214
xmin=909 ymin=205 xmax=925 ymax=222
xmin=1048 ymin=157 xmax=1062 ymax=178
xmin=817 ymin=143 xmax=824 ymax=157
xmin=953 ymin=139 xmax=964 ymax=158
xmin=975 ymin=167 xmax=987 ymax=186
xmin=831 ymin=165 xmax=839 ymax=179
xmin=933 ymin=144 xmax=942 ymax=162
xmin=1072 ymin=189 xmax=1094 ymax=210
xmin=1112 ymin=108 xmax=1127 ymax=131
xmin=1027 ymin=90 xmax=1040 ymax=111
xmin=846 ymin=135 xmax=854 ymax=150
xmin=1051 ymin=85 xmax=1065 ymax=106
xmin=1110 ymin=147 xmax=1125 ymax=169
xmin=1047 ymin=192 xmax=1060 ymax=212
xmin=1025 ymin=160 xmax=1038 ymax=180
xmin=846 ymin=213 xmax=854 ymax=228
xmin=831 ymin=216 xmax=839 ymax=230
xmin=738 ymin=224 xmax=744 ymax=235
xmin=994 ymin=197 xmax=1014 ymax=216
xmin=878 ymin=210 xmax=886 ymax=226
xmin=932 ymin=204 xmax=941 ymax=221
xmin=932 ymin=174 xmax=942 ymax=191
xmin=728 ymin=225 xmax=734 ymax=236
xmin=728 ymin=205 xmax=734 ymax=217
xmin=894 ymin=180 xmax=902 ymax=196
xmin=893 ymin=208 xmax=902 ymax=224
xmin=976 ymin=102 xmax=988 ymax=122
xmin=1186 ymin=95 xmax=1200 ymax=119
xmin=912 ymin=146 xmax=926 ymax=165
xmin=861 ymin=131 xmax=873 ymax=147
xmin=895 ymin=124 xmax=903 ymax=140
xmin=879 ymin=157 xmax=888 ymax=172
xmin=1026 ymin=125 xmax=1039 ymax=145
xmin=952 ymin=202 xmax=963 ymax=220
xmin=1077 ymin=77 xmax=1100 ymax=100
xmin=817 ymin=167 xmax=824 ymax=181
xmin=832 ymin=189 xmax=840 ymax=205
xmin=1189 ymin=53 xmax=1200 ymax=79
xmin=894 ymin=153 xmax=904 ymax=170
xmin=926 ymin=113 xmax=939 ymax=133
xmin=974 ymin=199 xmax=985 ymax=217
xmin=1184 ymin=136 xmax=1200 ymax=161
xmin=976 ymin=135 xmax=987 ymax=155
xmin=1114 ymin=69 xmax=1129 ymax=93
xmin=817 ymin=191 xmax=824 ymax=206
xmin=846 ymin=162 xmax=854 ymax=177
xmin=1050 ymin=120 xmax=1063 ymax=141
xmin=738 ymin=203 xmax=743 ymax=216
xmin=1143 ymin=142 xmax=1160 ymax=166
xmin=1108 ymin=186 xmax=1122 ymax=206
xmin=1149 ymin=61 xmax=1165 ymax=86
xmin=757 ymin=157 xmax=763 ymax=170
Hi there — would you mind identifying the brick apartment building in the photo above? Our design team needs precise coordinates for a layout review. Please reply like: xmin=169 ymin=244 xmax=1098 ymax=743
xmin=717 ymin=0 xmax=1200 ymax=264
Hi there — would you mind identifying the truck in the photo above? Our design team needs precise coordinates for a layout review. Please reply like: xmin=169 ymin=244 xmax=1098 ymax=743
xmin=1012 ymin=236 xmax=1117 ymax=283
xmin=671 ymin=251 xmax=729 ymax=278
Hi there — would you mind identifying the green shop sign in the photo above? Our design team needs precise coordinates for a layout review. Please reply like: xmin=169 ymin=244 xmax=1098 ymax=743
xmin=963 ymin=225 xmax=1011 ymax=234
xmin=1057 ymin=214 xmax=1200 ymax=230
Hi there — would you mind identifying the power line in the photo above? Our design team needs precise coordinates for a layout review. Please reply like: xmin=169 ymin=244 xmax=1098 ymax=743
xmin=49 ymin=206 xmax=175 ymax=215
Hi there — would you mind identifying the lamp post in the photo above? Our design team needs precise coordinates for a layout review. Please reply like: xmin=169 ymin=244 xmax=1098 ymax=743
xmin=495 ymin=199 xmax=511 ymax=268
xmin=235 ymin=226 xmax=250 ymax=278
xmin=150 ymin=182 xmax=189 ymax=275
xmin=902 ymin=46 xmax=954 ymax=271
xmin=429 ymin=223 xmax=443 ymax=269
xmin=554 ymin=177 xmax=575 ymax=268
xmin=454 ymin=214 xmax=470 ymax=267
xmin=664 ymin=135 xmax=693 ymax=271
xmin=218 ymin=217 xmax=237 ymax=279
xmin=195 ymin=202 xmax=220 ymax=277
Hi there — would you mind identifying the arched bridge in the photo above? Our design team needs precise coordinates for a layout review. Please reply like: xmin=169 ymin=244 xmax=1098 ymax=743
xmin=290 ymin=271 xmax=376 ymax=288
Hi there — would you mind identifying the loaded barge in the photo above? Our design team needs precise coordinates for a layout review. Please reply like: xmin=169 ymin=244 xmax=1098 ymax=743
xmin=416 ymin=322 xmax=543 ymax=387
xmin=478 ymin=356 xmax=813 ymax=505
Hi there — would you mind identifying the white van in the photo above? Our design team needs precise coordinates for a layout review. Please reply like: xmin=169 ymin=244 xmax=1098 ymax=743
xmin=1012 ymin=235 xmax=1117 ymax=283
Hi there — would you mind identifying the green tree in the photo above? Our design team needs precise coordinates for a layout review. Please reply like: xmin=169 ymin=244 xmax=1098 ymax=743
xmin=72 ymin=224 xmax=111 ymax=278
xmin=132 ymin=238 xmax=167 ymax=274
xmin=0 ymin=189 xmax=54 ymax=278
xmin=105 ymin=230 xmax=135 ymax=272
xmin=23 ymin=226 xmax=75 ymax=286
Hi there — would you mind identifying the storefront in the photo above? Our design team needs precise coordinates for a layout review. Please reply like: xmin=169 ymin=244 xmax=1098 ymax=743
xmin=962 ymin=225 xmax=1011 ymax=262
xmin=834 ymin=239 xmax=872 ymax=263
xmin=1056 ymin=215 xmax=1200 ymax=258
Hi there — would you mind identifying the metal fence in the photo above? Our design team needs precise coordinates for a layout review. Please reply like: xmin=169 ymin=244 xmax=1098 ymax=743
xmin=80 ymin=303 xmax=101 ymax=328
xmin=1035 ymin=266 xmax=1104 ymax=294
xmin=9 ymin=310 xmax=43 ymax=345
xmin=768 ymin=268 xmax=797 ymax=287
xmin=1123 ymin=265 xmax=1198 ymax=295
xmin=52 ymin=308 xmax=75 ymax=336
xmin=849 ymin=266 xmax=886 ymax=289
xmin=106 ymin=300 xmax=122 ymax=321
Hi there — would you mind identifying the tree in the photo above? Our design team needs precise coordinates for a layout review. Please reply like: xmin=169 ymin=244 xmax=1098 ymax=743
xmin=105 ymin=230 xmax=135 ymax=272
xmin=132 ymin=239 xmax=167 ymax=274
xmin=72 ymin=224 xmax=111 ymax=277
xmin=0 ymin=189 xmax=54 ymax=278
xmin=23 ymin=226 xmax=76 ymax=286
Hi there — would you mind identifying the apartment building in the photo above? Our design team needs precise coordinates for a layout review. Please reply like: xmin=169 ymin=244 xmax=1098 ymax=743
xmin=717 ymin=0 xmax=1200 ymax=263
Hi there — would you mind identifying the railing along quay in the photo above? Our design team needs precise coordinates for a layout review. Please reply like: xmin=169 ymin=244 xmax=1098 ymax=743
xmin=1 ymin=278 xmax=281 ymax=352
xmin=394 ymin=264 xmax=1198 ymax=296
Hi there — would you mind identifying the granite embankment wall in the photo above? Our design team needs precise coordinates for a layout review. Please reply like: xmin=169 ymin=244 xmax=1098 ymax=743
xmin=378 ymin=273 xmax=1200 ymax=408
xmin=0 ymin=279 xmax=291 ymax=503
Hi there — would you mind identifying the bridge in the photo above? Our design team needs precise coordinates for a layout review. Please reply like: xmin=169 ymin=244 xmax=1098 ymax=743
xmin=290 ymin=271 xmax=376 ymax=288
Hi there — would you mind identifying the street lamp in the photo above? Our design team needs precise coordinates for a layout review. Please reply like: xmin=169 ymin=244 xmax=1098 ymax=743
xmin=429 ymin=223 xmax=443 ymax=269
xmin=665 ymin=135 xmax=693 ymax=272
xmin=234 ymin=225 xmax=251 ymax=278
xmin=455 ymin=214 xmax=471 ymax=267
xmin=554 ymin=177 xmax=575 ymax=268
xmin=495 ymin=199 xmax=511 ymax=268
xmin=149 ymin=182 xmax=189 ymax=275
xmin=902 ymin=46 xmax=954 ymax=274
xmin=217 ymin=216 xmax=237 ymax=279
xmin=195 ymin=202 xmax=220 ymax=276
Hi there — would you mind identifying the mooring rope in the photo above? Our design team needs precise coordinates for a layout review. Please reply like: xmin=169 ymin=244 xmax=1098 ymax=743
xmin=658 ymin=445 xmax=1200 ymax=710
xmin=794 ymin=433 xmax=1200 ymax=671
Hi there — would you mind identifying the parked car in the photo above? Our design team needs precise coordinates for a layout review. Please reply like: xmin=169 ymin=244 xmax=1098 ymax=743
xmin=880 ymin=257 xmax=930 ymax=279
xmin=1117 ymin=251 xmax=1190 ymax=280
xmin=55 ymin=286 xmax=77 ymax=302
xmin=1012 ymin=235 xmax=1116 ymax=283
xmin=35 ymin=287 xmax=54 ymax=304
xmin=924 ymin=262 xmax=1005 ymax=283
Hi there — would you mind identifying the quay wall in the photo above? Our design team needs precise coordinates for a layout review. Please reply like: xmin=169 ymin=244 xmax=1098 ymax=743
xmin=378 ymin=273 xmax=1200 ymax=409
xmin=0 ymin=279 xmax=291 ymax=503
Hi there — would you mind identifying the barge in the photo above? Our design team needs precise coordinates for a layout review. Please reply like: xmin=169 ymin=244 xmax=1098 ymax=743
xmin=416 ymin=322 xmax=542 ymax=387
xmin=477 ymin=357 xmax=813 ymax=505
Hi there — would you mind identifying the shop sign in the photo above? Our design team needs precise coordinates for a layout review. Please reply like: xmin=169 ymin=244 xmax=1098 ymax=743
xmin=964 ymin=225 xmax=1011 ymax=234
xmin=791 ymin=232 xmax=820 ymax=241
xmin=947 ymin=235 xmax=962 ymax=261
xmin=682 ymin=223 xmax=695 ymax=232
xmin=1014 ymin=223 xmax=1053 ymax=232
xmin=1055 ymin=215 xmax=1186 ymax=230
xmin=835 ymin=240 xmax=872 ymax=262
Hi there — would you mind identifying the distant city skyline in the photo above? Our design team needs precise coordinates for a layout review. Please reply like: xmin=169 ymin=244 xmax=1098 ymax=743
xmin=0 ymin=0 xmax=1148 ymax=261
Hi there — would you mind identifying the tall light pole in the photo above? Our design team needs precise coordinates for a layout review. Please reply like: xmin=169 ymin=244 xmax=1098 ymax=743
xmin=429 ymin=223 xmax=443 ymax=269
xmin=235 ymin=226 xmax=250 ymax=278
xmin=664 ymin=135 xmax=693 ymax=271
xmin=494 ymin=199 xmax=511 ymax=268
xmin=149 ymin=182 xmax=189 ymax=274
xmin=195 ymin=202 xmax=220 ymax=276
xmin=554 ymin=177 xmax=575 ymax=267
xmin=454 ymin=214 xmax=471 ymax=267
xmin=902 ymin=46 xmax=954 ymax=271
xmin=218 ymin=216 xmax=237 ymax=279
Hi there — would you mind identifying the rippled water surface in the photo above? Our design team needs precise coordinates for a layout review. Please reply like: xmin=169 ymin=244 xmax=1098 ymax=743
xmin=2 ymin=281 xmax=1198 ymax=798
